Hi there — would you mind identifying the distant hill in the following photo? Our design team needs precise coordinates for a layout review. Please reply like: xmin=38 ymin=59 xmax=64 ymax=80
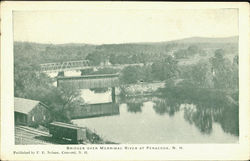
xmin=167 ymin=36 xmax=238 ymax=44
xmin=14 ymin=36 xmax=238 ymax=64
xmin=112 ymin=36 xmax=238 ymax=45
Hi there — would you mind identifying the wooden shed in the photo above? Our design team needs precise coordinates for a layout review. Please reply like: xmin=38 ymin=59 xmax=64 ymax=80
xmin=14 ymin=97 xmax=51 ymax=127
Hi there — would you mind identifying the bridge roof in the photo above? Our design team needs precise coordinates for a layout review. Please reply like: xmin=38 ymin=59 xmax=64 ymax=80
xmin=57 ymin=73 xmax=119 ymax=80
xmin=57 ymin=73 xmax=120 ymax=89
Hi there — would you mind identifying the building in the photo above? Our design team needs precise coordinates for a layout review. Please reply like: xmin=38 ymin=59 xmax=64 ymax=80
xmin=14 ymin=97 xmax=51 ymax=126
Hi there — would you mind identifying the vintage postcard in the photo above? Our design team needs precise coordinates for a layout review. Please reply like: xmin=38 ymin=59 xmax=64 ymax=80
xmin=1 ymin=1 xmax=249 ymax=160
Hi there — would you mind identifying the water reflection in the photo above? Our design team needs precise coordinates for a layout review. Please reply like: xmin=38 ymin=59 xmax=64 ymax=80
xmin=213 ymin=105 xmax=239 ymax=136
xmin=152 ymin=99 xmax=180 ymax=117
xmin=123 ymin=94 xmax=238 ymax=137
xmin=89 ymin=87 xmax=109 ymax=93
xmin=126 ymin=102 xmax=143 ymax=113
xmin=183 ymin=104 xmax=213 ymax=134
xmin=74 ymin=87 xmax=238 ymax=143
xmin=71 ymin=102 xmax=119 ymax=119
xmin=81 ymin=89 xmax=112 ymax=104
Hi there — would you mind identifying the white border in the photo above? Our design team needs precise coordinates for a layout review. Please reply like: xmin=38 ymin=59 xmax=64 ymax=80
xmin=1 ymin=2 xmax=249 ymax=160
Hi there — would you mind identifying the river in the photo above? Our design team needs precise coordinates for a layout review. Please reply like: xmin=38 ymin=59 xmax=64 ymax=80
xmin=72 ymin=89 xmax=238 ymax=144
xmin=47 ymin=71 xmax=238 ymax=143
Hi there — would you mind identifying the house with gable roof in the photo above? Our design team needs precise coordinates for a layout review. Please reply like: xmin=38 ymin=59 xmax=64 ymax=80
xmin=14 ymin=97 xmax=52 ymax=126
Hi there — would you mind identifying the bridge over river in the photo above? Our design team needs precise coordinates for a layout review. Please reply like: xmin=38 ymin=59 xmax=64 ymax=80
xmin=40 ymin=60 xmax=141 ymax=118
xmin=40 ymin=60 xmax=145 ymax=103
xmin=57 ymin=73 xmax=119 ymax=89
xmin=40 ymin=60 xmax=144 ymax=73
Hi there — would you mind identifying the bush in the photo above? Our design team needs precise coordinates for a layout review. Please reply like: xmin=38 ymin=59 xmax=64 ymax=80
xmin=120 ymin=66 xmax=142 ymax=84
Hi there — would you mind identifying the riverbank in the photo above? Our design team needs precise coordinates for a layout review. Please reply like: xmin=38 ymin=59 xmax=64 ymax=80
xmin=120 ymin=81 xmax=165 ymax=97
xmin=119 ymin=80 xmax=238 ymax=106
xmin=157 ymin=84 xmax=238 ymax=106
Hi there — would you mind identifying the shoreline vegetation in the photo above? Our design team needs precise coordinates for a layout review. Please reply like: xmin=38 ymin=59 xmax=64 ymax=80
xmin=83 ymin=127 xmax=119 ymax=144
xmin=14 ymin=37 xmax=239 ymax=144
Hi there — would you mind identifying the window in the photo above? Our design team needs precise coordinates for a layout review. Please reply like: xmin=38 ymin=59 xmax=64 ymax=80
xmin=43 ymin=115 xmax=46 ymax=120
xmin=32 ymin=116 xmax=35 ymax=122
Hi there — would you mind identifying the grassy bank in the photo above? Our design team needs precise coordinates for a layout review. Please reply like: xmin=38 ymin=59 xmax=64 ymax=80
xmin=84 ymin=127 xmax=118 ymax=144
xmin=157 ymin=83 xmax=238 ymax=108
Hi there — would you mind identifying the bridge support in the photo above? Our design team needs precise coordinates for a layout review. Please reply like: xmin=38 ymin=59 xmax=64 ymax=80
xmin=57 ymin=71 xmax=65 ymax=77
xmin=112 ymin=87 xmax=116 ymax=103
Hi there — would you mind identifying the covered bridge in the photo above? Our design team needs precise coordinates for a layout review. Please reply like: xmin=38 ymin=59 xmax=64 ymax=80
xmin=56 ymin=73 xmax=119 ymax=103
xmin=56 ymin=73 xmax=119 ymax=89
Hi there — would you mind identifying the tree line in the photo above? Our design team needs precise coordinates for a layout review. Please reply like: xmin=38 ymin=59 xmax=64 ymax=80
xmin=120 ymin=48 xmax=238 ymax=91
xmin=14 ymin=40 xmax=239 ymax=124
xmin=14 ymin=55 xmax=84 ymax=122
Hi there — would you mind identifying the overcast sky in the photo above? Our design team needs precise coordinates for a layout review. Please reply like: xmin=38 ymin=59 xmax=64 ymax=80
xmin=13 ymin=9 xmax=238 ymax=44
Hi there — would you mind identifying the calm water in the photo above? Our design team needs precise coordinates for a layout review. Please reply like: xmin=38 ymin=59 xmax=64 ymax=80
xmin=73 ymin=96 xmax=238 ymax=144
xmin=81 ymin=89 xmax=112 ymax=104
xmin=48 ymin=71 xmax=238 ymax=143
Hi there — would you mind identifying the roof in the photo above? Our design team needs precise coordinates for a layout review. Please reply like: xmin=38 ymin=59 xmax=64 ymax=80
xmin=14 ymin=97 xmax=41 ymax=114
xmin=57 ymin=73 xmax=120 ymax=80
xmin=50 ymin=122 xmax=84 ymax=130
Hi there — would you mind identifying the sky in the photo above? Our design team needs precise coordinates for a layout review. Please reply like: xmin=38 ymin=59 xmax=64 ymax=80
xmin=13 ymin=9 xmax=238 ymax=45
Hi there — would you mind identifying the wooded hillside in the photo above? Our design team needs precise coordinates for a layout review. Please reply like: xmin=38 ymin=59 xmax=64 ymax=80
xmin=14 ymin=36 xmax=238 ymax=65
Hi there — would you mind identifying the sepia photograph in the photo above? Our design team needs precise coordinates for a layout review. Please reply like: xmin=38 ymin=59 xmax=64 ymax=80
xmin=1 ymin=1 xmax=249 ymax=160
xmin=13 ymin=8 xmax=239 ymax=145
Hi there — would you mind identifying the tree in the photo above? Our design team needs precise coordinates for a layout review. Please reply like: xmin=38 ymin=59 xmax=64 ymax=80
xmin=14 ymin=53 xmax=83 ymax=122
xmin=151 ymin=55 xmax=179 ymax=81
xmin=174 ymin=49 xmax=187 ymax=59
xmin=233 ymin=55 xmax=238 ymax=65
xmin=187 ymin=45 xmax=199 ymax=56
xmin=210 ymin=49 xmax=225 ymax=69
xmin=188 ymin=60 xmax=213 ymax=88
xmin=43 ymin=85 xmax=84 ymax=113
xmin=131 ymin=52 xmax=147 ymax=64
xmin=14 ymin=55 xmax=53 ymax=98
xmin=86 ymin=51 xmax=106 ymax=66
xmin=120 ymin=66 xmax=141 ymax=84
xmin=173 ymin=45 xmax=200 ymax=59
xmin=209 ymin=49 xmax=238 ymax=89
